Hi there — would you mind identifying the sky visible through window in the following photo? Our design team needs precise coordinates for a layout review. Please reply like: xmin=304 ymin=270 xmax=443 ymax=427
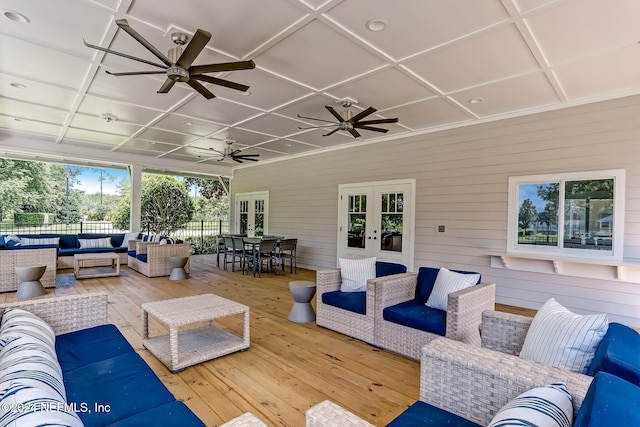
xmin=75 ymin=167 xmax=129 ymax=195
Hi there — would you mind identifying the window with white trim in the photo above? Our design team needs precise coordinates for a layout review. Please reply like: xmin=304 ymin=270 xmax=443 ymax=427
xmin=507 ymin=169 xmax=625 ymax=260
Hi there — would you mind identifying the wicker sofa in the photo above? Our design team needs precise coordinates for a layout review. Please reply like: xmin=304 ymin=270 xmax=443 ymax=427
xmin=0 ymin=247 xmax=57 ymax=292
xmin=0 ymin=292 xmax=205 ymax=426
xmin=127 ymin=240 xmax=191 ymax=277
xmin=373 ymin=267 xmax=496 ymax=359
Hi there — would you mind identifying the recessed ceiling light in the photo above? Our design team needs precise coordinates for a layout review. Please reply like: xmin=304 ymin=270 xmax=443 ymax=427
xmin=366 ymin=18 xmax=387 ymax=32
xmin=10 ymin=83 xmax=27 ymax=89
xmin=182 ymin=121 xmax=193 ymax=126
xmin=469 ymin=97 xmax=484 ymax=104
xmin=4 ymin=10 xmax=30 ymax=23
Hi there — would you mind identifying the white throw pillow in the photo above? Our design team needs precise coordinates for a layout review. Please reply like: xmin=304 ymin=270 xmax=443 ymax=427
xmin=339 ymin=257 xmax=376 ymax=292
xmin=122 ymin=232 xmax=140 ymax=248
xmin=78 ymin=237 xmax=113 ymax=249
xmin=488 ymin=382 xmax=573 ymax=427
xmin=425 ymin=267 xmax=480 ymax=311
xmin=20 ymin=237 xmax=60 ymax=246
xmin=519 ymin=298 xmax=608 ymax=374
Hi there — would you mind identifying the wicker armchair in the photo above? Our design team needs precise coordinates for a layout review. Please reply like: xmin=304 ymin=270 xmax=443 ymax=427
xmin=306 ymin=336 xmax=592 ymax=427
xmin=127 ymin=241 xmax=191 ymax=277
xmin=373 ymin=267 xmax=496 ymax=360
xmin=316 ymin=263 xmax=409 ymax=345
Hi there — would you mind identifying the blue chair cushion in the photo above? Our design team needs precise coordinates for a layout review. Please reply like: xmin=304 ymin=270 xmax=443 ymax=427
xmin=137 ymin=254 xmax=148 ymax=263
xmin=59 ymin=234 xmax=78 ymax=249
xmin=104 ymin=401 xmax=206 ymax=427
xmin=415 ymin=267 xmax=482 ymax=303
xmin=128 ymin=250 xmax=136 ymax=257
xmin=64 ymin=352 xmax=176 ymax=426
xmin=322 ymin=290 xmax=366 ymax=315
xmin=56 ymin=324 xmax=135 ymax=373
xmin=587 ymin=322 xmax=640 ymax=385
xmin=383 ymin=300 xmax=447 ymax=335
xmin=386 ymin=401 xmax=481 ymax=427
xmin=574 ymin=372 xmax=640 ymax=427
xmin=376 ymin=261 xmax=407 ymax=278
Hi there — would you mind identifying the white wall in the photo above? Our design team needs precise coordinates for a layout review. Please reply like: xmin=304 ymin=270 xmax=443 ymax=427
xmin=232 ymin=95 xmax=640 ymax=326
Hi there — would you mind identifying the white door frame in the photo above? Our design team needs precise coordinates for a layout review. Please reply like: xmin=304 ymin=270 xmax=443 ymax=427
xmin=235 ymin=191 xmax=269 ymax=237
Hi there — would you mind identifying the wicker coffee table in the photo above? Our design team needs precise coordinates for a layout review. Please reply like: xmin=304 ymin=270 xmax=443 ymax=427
xmin=142 ymin=294 xmax=250 ymax=372
xmin=74 ymin=253 xmax=120 ymax=279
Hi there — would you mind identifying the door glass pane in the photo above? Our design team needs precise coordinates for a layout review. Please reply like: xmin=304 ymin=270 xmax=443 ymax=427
xmin=239 ymin=200 xmax=249 ymax=235
xmin=254 ymin=200 xmax=265 ymax=237
xmin=348 ymin=194 xmax=366 ymax=248
xmin=381 ymin=192 xmax=403 ymax=252
xmin=517 ymin=183 xmax=559 ymax=246
xmin=563 ymin=179 xmax=614 ymax=251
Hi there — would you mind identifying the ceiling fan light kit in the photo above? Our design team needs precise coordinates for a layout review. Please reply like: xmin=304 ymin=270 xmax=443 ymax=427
xmin=84 ymin=19 xmax=255 ymax=100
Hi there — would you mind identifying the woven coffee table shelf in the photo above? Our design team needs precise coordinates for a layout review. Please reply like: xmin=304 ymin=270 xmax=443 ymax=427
xmin=142 ymin=294 xmax=250 ymax=372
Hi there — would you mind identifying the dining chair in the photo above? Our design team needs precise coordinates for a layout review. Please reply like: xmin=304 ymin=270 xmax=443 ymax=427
xmin=241 ymin=238 xmax=259 ymax=276
xmin=257 ymin=239 xmax=279 ymax=277
xmin=278 ymin=238 xmax=298 ymax=274
xmin=227 ymin=237 xmax=246 ymax=272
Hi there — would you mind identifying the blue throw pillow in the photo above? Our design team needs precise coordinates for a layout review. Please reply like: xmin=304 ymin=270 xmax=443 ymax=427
xmin=574 ymin=372 xmax=640 ymax=427
xmin=587 ymin=322 xmax=640 ymax=385
xmin=376 ymin=261 xmax=407 ymax=277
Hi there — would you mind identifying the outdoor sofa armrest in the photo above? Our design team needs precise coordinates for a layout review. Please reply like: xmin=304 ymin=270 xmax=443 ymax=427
xmin=306 ymin=400 xmax=375 ymax=427
xmin=481 ymin=309 xmax=533 ymax=355
xmin=374 ymin=272 xmax=420 ymax=310
xmin=0 ymin=291 xmax=108 ymax=336
xmin=421 ymin=337 xmax=592 ymax=425
xmin=316 ymin=268 xmax=342 ymax=296
xmin=446 ymin=282 xmax=496 ymax=346
xmin=135 ymin=240 xmax=156 ymax=255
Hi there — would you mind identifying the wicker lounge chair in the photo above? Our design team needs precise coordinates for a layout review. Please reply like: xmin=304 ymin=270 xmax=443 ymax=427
xmin=127 ymin=240 xmax=191 ymax=277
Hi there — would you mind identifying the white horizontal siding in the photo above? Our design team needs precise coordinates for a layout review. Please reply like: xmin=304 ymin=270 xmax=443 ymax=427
xmin=232 ymin=95 xmax=640 ymax=326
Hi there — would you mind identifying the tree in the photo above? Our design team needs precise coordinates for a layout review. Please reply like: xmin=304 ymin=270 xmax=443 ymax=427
xmin=518 ymin=198 xmax=538 ymax=237
xmin=184 ymin=177 xmax=228 ymax=199
xmin=48 ymin=165 xmax=83 ymax=224
xmin=0 ymin=159 xmax=53 ymax=221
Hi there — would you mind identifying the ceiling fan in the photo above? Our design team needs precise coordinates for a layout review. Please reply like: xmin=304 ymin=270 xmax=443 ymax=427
xmin=297 ymin=99 xmax=399 ymax=138
xmin=196 ymin=140 xmax=260 ymax=163
xmin=84 ymin=19 xmax=255 ymax=99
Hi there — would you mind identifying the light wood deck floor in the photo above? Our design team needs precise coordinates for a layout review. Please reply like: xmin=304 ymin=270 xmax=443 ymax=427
xmin=0 ymin=255 xmax=535 ymax=427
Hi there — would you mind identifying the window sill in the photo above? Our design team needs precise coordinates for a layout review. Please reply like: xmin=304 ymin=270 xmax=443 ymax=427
xmin=489 ymin=253 xmax=640 ymax=283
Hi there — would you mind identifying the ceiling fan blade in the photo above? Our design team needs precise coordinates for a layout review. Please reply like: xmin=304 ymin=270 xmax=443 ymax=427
xmin=192 ymin=75 xmax=249 ymax=92
xmin=157 ymin=78 xmax=176 ymax=93
xmin=189 ymin=60 xmax=256 ymax=75
xmin=234 ymin=154 xmax=260 ymax=158
xmin=187 ymin=79 xmax=215 ymax=99
xmin=296 ymin=114 xmax=338 ymax=124
xmin=350 ymin=106 xmax=377 ymax=123
xmin=322 ymin=127 xmax=341 ymax=137
xmin=355 ymin=118 xmax=399 ymax=125
xmin=349 ymin=128 xmax=361 ymax=138
xmin=84 ymin=40 xmax=167 ymax=69
xmin=177 ymin=29 xmax=211 ymax=69
xmin=233 ymin=157 xmax=243 ymax=163
xmin=106 ymin=70 xmax=166 ymax=76
xmin=354 ymin=124 xmax=389 ymax=133
xmin=115 ymin=19 xmax=171 ymax=66
xmin=325 ymin=106 xmax=344 ymax=122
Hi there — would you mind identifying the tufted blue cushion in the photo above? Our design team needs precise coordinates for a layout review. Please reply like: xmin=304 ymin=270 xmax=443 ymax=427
xmin=104 ymin=401 xmax=206 ymax=427
xmin=322 ymin=291 xmax=366 ymax=315
xmin=587 ymin=322 xmax=640 ymax=385
xmin=376 ymin=261 xmax=407 ymax=278
xmin=574 ymin=372 xmax=640 ymax=427
xmin=415 ymin=267 xmax=481 ymax=303
xmin=137 ymin=254 xmax=148 ymax=263
xmin=386 ymin=401 xmax=481 ymax=427
xmin=383 ymin=300 xmax=447 ymax=335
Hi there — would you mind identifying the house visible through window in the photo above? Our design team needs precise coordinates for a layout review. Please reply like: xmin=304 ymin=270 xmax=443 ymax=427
xmin=508 ymin=170 xmax=625 ymax=259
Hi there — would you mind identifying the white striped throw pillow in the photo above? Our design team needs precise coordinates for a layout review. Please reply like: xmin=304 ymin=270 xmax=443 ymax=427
xmin=519 ymin=298 xmax=608 ymax=374
xmin=339 ymin=257 xmax=376 ymax=292
xmin=488 ymin=382 xmax=573 ymax=427
xmin=78 ymin=237 xmax=113 ymax=249
xmin=20 ymin=237 xmax=60 ymax=246
xmin=425 ymin=267 xmax=480 ymax=311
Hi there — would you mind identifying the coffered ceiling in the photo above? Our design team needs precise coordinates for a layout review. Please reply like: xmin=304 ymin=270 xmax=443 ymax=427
xmin=1 ymin=0 xmax=639 ymax=177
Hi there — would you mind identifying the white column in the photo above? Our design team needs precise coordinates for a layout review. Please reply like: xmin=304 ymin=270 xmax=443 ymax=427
xmin=128 ymin=165 xmax=142 ymax=232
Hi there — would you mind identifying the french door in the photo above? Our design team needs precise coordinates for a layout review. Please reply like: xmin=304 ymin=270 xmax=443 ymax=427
xmin=338 ymin=179 xmax=415 ymax=270
xmin=235 ymin=191 xmax=269 ymax=237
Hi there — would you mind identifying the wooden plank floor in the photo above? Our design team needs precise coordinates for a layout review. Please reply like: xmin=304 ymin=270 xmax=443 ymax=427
xmin=0 ymin=256 xmax=536 ymax=427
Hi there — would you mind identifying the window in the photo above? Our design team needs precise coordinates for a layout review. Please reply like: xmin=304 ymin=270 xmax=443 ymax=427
xmin=508 ymin=170 xmax=625 ymax=260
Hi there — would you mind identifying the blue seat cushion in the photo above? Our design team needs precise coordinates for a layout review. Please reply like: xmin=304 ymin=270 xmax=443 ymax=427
xmin=574 ymin=372 xmax=640 ymax=427
xmin=128 ymin=250 xmax=136 ymax=257
xmin=322 ymin=290 xmax=366 ymax=315
xmin=386 ymin=401 xmax=481 ymax=427
xmin=587 ymin=322 xmax=640 ymax=385
xmin=376 ymin=261 xmax=407 ymax=278
xmin=56 ymin=324 xmax=135 ymax=373
xmin=137 ymin=254 xmax=148 ymax=263
xmin=383 ymin=300 xmax=446 ymax=336
xmin=105 ymin=401 xmax=206 ymax=427
xmin=64 ymin=352 xmax=176 ymax=426
xmin=415 ymin=267 xmax=481 ymax=303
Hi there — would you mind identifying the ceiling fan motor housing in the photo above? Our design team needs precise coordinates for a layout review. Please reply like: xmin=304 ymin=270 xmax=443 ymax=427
xmin=167 ymin=66 xmax=189 ymax=82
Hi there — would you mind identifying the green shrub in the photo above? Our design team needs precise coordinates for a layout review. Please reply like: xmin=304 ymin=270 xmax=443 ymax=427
xmin=14 ymin=213 xmax=45 ymax=226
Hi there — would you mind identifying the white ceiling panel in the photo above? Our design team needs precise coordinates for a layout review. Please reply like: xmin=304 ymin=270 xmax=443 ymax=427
xmin=1 ymin=0 xmax=639 ymax=176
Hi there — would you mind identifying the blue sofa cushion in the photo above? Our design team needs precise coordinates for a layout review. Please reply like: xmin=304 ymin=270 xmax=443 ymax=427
xmin=105 ymin=401 xmax=206 ymax=427
xmin=574 ymin=372 xmax=640 ymax=427
xmin=56 ymin=324 xmax=135 ymax=373
xmin=322 ymin=290 xmax=366 ymax=315
xmin=64 ymin=352 xmax=176 ymax=426
xmin=415 ymin=267 xmax=481 ymax=303
xmin=376 ymin=261 xmax=407 ymax=278
xmin=128 ymin=250 xmax=136 ymax=257
xmin=137 ymin=254 xmax=148 ymax=263
xmin=59 ymin=234 xmax=78 ymax=249
xmin=383 ymin=300 xmax=447 ymax=335
xmin=587 ymin=322 xmax=640 ymax=385
xmin=386 ymin=401 xmax=481 ymax=427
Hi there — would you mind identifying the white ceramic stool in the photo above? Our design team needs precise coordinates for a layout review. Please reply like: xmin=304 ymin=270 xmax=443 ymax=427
xmin=288 ymin=280 xmax=317 ymax=323
xmin=15 ymin=265 xmax=47 ymax=298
